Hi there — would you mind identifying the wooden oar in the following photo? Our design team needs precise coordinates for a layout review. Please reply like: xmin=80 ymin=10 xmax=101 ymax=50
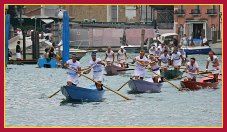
xmin=148 ymin=68 xmax=184 ymax=91
xmin=68 ymin=67 xmax=131 ymax=100
xmin=48 ymin=89 xmax=61 ymax=98
xmin=117 ymin=68 xmax=134 ymax=72
xmin=116 ymin=80 xmax=131 ymax=91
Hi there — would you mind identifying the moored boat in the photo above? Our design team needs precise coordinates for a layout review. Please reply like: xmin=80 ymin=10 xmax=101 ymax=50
xmin=180 ymin=76 xmax=220 ymax=90
xmin=182 ymin=46 xmax=211 ymax=54
xmin=37 ymin=58 xmax=58 ymax=68
xmin=61 ymin=85 xmax=105 ymax=102
xmin=128 ymin=79 xmax=162 ymax=93
xmin=160 ymin=69 xmax=184 ymax=80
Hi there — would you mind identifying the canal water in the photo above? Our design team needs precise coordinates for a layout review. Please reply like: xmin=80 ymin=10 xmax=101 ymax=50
xmin=5 ymin=53 xmax=222 ymax=127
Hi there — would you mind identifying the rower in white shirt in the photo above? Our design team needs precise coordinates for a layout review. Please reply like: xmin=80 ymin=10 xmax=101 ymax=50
xmin=131 ymin=50 xmax=149 ymax=80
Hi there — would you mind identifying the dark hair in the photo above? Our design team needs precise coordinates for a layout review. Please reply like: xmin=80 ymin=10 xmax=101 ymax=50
xmin=140 ymin=50 xmax=145 ymax=53
xmin=164 ymin=50 xmax=168 ymax=53
xmin=17 ymin=41 xmax=20 ymax=44
xmin=190 ymin=57 xmax=196 ymax=61
xmin=209 ymin=50 xmax=215 ymax=55
xmin=52 ymin=43 xmax=56 ymax=47
xmin=45 ymin=48 xmax=49 ymax=53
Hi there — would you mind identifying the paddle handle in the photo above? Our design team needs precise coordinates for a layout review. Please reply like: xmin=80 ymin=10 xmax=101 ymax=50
xmin=48 ymin=89 xmax=61 ymax=98
xmin=116 ymin=80 xmax=130 ymax=91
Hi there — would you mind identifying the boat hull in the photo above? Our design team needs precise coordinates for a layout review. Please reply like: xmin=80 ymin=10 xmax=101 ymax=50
xmin=61 ymin=85 xmax=105 ymax=102
xmin=37 ymin=58 xmax=57 ymax=68
xmin=128 ymin=79 xmax=162 ymax=93
xmin=161 ymin=70 xmax=183 ymax=80
xmin=105 ymin=64 xmax=125 ymax=75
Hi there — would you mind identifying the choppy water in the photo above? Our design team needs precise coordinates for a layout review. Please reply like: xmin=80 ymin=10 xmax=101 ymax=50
xmin=5 ymin=53 xmax=222 ymax=127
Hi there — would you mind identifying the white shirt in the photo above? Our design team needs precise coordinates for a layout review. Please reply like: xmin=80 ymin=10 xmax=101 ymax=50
xmin=186 ymin=62 xmax=199 ymax=73
xmin=135 ymin=56 xmax=148 ymax=70
xmin=149 ymin=46 xmax=156 ymax=55
xmin=159 ymin=54 xmax=170 ymax=63
xmin=117 ymin=49 xmax=126 ymax=60
xmin=203 ymin=38 xmax=208 ymax=43
xmin=148 ymin=59 xmax=160 ymax=71
xmin=106 ymin=50 xmax=114 ymax=61
xmin=89 ymin=58 xmax=103 ymax=72
xmin=207 ymin=55 xmax=218 ymax=68
xmin=66 ymin=60 xmax=81 ymax=76
xmin=171 ymin=52 xmax=181 ymax=61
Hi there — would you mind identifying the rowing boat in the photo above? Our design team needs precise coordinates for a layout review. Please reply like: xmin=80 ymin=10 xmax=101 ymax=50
xmin=128 ymin=79 xmax=162 ymax=93
xmin=160 ymin=69 xmax=184 ymax=80
xmin=180 ymin=76 xmax=220 ymax=90
xmin=61 ymin=85 xmax=105 ymax=102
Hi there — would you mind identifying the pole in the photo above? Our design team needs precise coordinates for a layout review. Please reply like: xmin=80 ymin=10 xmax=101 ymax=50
xmin=5 ymin=14 xmax=10 ymax=66
xmin=22 ymin=30 xmax=26 ymax=60
xmin=141 ymin=29 xmax=145 ymax=50
xmin=145 ymin=5 xmax=147 ymax=23
xmin=35 ymin=18 xmax=37 ymax=31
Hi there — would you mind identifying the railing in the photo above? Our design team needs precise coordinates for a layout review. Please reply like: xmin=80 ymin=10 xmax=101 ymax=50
xmin=190 ymin=9 xmax=201 ymax=14
xmin=174 ymin=9 xmax=185 ymax=15
xmin=207 ymin=9 xmax=217 ymax=15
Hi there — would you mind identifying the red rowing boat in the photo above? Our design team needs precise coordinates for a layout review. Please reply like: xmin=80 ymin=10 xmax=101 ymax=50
xmin=180 ymin=76 xmax=220 ymax=90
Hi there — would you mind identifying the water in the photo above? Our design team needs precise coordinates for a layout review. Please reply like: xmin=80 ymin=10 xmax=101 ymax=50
xmin=5 ymin=53 xmax=222 ymax=127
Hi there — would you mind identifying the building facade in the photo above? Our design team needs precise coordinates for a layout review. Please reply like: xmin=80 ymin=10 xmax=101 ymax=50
xmin=174 ymin=5 xmax=221 ymax=41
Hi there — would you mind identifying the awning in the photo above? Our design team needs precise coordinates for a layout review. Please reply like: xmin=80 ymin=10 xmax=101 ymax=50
xmin=41 ymin=19 xmax=54 ymax=24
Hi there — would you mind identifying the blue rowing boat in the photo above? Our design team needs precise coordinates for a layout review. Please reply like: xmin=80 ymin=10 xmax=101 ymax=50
xmin=61 ymin=85 xmax=105 ymax=102
xmin=128 ymin=79 xmax=162 ymax=93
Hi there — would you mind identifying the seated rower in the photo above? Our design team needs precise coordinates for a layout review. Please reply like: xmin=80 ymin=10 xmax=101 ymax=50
xmin=185 ymin=57 xmax=199 ymax=81
xmin=132 ymin=50 xmax=148 ymax=80
xmin=64 ymin=54 xmax=81 ymax=86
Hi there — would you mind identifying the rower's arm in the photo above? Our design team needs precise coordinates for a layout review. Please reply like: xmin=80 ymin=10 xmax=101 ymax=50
xmin=132 ymin=58 xmax=136 ymax=64
xmin=213 ymin=58 xmax=219 ymax=67
xmin=113 ymin=53 xmax=115 ymax=62
xmin=64 ymin=62 xmax=69 ymax=68
xmin=206 ymin=61 xmax=210 ymax=70
xmin=104 ymin=54 xmax=107 ymax=61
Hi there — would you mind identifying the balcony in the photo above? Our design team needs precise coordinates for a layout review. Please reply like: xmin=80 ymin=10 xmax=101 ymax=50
xmin=190 ymin=9 xmax=201 ymax=16
xmin=207 ymin=9 xmax=217 ymax=16
xmin=174 ymin=9 xmax=185 ymax=16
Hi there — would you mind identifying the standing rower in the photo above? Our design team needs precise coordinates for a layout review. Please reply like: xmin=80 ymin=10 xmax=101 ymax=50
xmin=171 ymin=48 xmax=183 ymax=70
xmin=185 ymin=58 xmax=199 ymax=81
xmin=206 ymin=51 xmax=220 ymax=82
xmin=147 ymin=54 xmax=161 ymax=83
xmin=117 ymin=47 xmax=128 ymax=68
xmin=132 ymin=50 xmax=148 ymax=80
xmin=64 ymin=54 xmax=81 ymax=86
xmin=159 ymin=50 xmax=170 ymax=72
xmin=83 ymin=52 xmax=105 ymax=90
xmin=105 ymin=46 xmax=115 ymax=65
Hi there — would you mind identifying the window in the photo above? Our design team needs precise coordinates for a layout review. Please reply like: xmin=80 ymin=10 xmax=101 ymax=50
xmin=111 ymin=6 xmax=117 ymax=22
